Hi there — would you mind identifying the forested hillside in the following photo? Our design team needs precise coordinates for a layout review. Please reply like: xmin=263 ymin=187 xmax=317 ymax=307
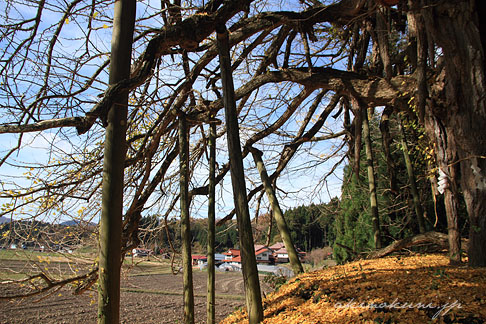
xmin=135 ymin=205 xmax=335 ymax=254
xmin=333 ymin=112 xmax=469 ymax=263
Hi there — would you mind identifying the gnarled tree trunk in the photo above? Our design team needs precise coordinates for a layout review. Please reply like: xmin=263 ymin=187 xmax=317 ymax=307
xmin=408 ymin=0 xmax=461 ymax=264
xmin=419 ymin=0 xmax=486 ymax=266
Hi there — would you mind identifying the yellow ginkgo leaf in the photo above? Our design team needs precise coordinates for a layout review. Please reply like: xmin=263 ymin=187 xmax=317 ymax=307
xmin=93 ymin=12 xmax=99 ymax=18
xmin=102 ymin=24 xmax=108 ymax=29
xmin=65 ymin=18 xmax=70 ymax=24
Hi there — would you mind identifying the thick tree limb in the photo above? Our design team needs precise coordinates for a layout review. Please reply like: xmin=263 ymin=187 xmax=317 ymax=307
xmin=367 ymin=231 xmax=468 ymax=259
xmin=0 ymin=117 xmax=87 ymax=134
xmin=225 ymin=68 xmax=415 ymax=108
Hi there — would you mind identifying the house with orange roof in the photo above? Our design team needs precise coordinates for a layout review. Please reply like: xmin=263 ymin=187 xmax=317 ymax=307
xmin=269 ymin=242 xmax=307 ymax=263
xmin=191 ymin=255 xmax=207 ymax=266
xmin=222 ymin=248 xmax=240 ymax=261
xmin=222 ymin=245 xmax=274 ymax=265
xmin=254 ymin=245 xmax=273 ymax=263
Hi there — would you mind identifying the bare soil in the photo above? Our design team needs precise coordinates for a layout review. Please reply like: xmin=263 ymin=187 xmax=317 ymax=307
xmin=0 ymin=258 xmax=273 ymax=324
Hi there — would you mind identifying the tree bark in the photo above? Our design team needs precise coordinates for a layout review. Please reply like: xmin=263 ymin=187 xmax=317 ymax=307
xmin=409 ymin=0 xmax=461 ymax=264
xmin=362 ymin=106 xmax=382 ymax=249
xmin=97 ymin=1 xmax=136 ymax=323
xmin=217 ymin=26 xmax=263 ymax=324
xmin=375 ymin=5 xmax=392 ymax=79
xmin=207 ymin=123 xmax=216 ymax=324
xmin=179 ymin=114 xmax=195 ymax=324
xmin=419 ymin=0 xmax=485 ymax=266
xmin=250 ymin=147 xmax=304 ymax=275
xmin=426 ymin=114 xmax=462 ymax=264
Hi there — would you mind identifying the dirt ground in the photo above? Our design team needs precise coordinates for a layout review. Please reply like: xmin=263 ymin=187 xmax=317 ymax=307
xmin=0 ymin=258 xmax=273 ymax=324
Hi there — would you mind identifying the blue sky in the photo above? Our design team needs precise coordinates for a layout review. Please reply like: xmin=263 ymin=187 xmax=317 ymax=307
xmin=0 ymin=0 xmax=347 ymax=224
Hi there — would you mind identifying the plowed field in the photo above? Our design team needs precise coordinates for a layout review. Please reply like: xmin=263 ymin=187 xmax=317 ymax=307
xmin=0 ymin=255 xmax=273 ymax=323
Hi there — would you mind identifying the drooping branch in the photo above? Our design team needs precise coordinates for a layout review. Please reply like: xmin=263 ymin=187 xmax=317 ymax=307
xmin=276 ymin=92 xmax=341 ymax=176
xmin=1 ymin=0 xmax=376 ymax=138
xmin=0 ymin=268 xmax=98 ymax=300
xmin=122 ymin=145 xmax=179 ymax=252
xmin=216 ymin=93 xmax=345 ymax=226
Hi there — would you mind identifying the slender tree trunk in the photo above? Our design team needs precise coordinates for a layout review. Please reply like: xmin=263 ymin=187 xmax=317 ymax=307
xmin=362 ymin=106 xmax=382 ymax=249
xmin=179 ymin=114 xmax=195 ymax=324
xmin=379 ymin=106 xmax=398 ymax=194
xmin=250 ymin=147 xmax=304 ymax=275
xmin=207 ymin=123 xmax=216 ymax=324
xmin=97 ymin=1 xmax=136 ymax=323
xmin=217 ymin=25 xmax=263 ymax=324
xmin=353 ymin=107 xmax=363 ymax=181
xmin=398 ymin=116 xmax=426 ymax=234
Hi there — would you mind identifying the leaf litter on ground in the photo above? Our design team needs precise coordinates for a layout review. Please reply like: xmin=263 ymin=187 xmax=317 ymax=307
xmin=220 ymin=253 xmax=486 ymax=324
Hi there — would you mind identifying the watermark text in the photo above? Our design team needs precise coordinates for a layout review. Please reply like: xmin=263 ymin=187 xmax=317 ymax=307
xmin=334 ymin=298 xmax=462 ymax=319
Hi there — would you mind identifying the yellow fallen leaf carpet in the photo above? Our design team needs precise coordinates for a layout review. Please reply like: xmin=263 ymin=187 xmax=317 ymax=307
xmin=220 ymin=254 xmax=486 ymax=324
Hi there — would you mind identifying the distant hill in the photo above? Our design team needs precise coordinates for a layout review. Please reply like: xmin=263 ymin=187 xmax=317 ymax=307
xmin=60 ymin=220 xmax=97 ymax=227
xmin=0 ymin=216 xmax=10 ymax=224
xmin=0 ymin=217 xmax=95 ymax=227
